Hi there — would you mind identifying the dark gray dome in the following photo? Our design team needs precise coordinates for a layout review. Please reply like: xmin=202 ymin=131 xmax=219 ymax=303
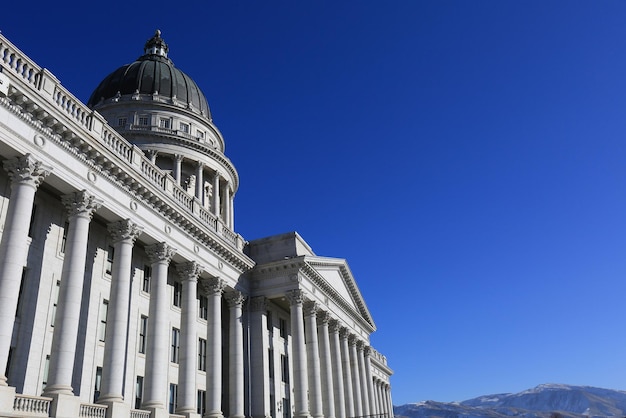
xmin=87 ymin=31 xmax=211 ymax=119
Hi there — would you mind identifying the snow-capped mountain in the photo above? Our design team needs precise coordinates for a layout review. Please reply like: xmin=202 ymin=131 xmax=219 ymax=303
xmin=394 ymin=384 xmax=626 ymax=418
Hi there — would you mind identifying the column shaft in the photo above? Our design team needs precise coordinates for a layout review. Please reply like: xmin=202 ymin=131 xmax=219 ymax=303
xmin=211 ymin=173 xmax=220 ymax=217
xmin=349 ymin=336 xmax=363 ymax=417
xmin=249 ymin=297 xmax=270 ymax=418
xmin=357 ymin=342 xmax=370 ymax=417
xmin=317 ymin=312 xmax=335 ymax=418
xmin=303 ymin=302 xmax=322 ymax=418
xmin=339 ymin=329 xmax=354 ymax=418
xmin=364 ymin=348 xmax=376 ymax=417
xmin=287 ymin=290 xmax=309 ymax=418
xmin=227 ymin=291 xmax=245 ymax=418
xmin=173 ymin=155 xmax=183 ymax=185
xmin=195 ymin=163 xmax=204 ymax=203
xmin=202 ymin=278 xmax=224 ymax=418
xmin=329 ymin=321 xmax=345 ymax=418
xmin=221 ymin=186 xmax=230 ymax=228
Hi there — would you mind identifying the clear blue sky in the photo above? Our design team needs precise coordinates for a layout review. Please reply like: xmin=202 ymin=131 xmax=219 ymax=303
xmin=3 ymin=0 xmax=626 ymax=405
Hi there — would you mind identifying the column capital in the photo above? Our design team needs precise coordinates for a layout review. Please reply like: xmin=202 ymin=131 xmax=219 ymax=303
xmin=339 ymin=327 xmax=350 ymax=339
xmin=213 ymin=171 xmax=221 ymax=180
xmin=348 ymin=334 xmax=357 ymax=346
xmin=196 ymin=161 xmax=205 ymax=169
xmin=174 ymin=153 xmax=184 ymax=162
xmin=145 ymin=242 xmax=176 ymax=264
xmin=61 ymin=190 xmax=102 ymax=219
xmin=356 ymin=340 xmax=365 ymax=351
xmin=200 ymin=277 xmax=224 ymax=296
xmin=286 ymin=288 xmax=305 ymax=306
xmin=364 ymin=346 xmax=372 ymax=357
xmin=329 ymin=319 xmax=341 ymax=334
xmin=226 ymin=290 xmax=245 ymax=308
xmin=317 ymin=310 xmax=331 ymax=325
xmin=303 ymin=300 xmax=318 ymax=317
xmin=249 ymin=296 xmax=267 ymax=312
xmin=3 ymin=154 xmax=51 ymax=187
xmin=176 ymin=261 xmax=203 ymax=282
xmin=108 ymin=219 xmax=142 ymax=244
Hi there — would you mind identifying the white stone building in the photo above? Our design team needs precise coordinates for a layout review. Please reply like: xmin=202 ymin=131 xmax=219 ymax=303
xmin=0 ymin=31 xmax=394 ymax=418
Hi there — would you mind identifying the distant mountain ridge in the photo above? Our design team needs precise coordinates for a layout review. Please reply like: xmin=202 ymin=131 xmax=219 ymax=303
xmin=394 ymin=384 xmax=626 ymax=418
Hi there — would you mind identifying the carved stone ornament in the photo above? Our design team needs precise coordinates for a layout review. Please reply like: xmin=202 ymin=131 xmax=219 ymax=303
xmin=61 ymin=190 xmax=102 ymax=219
xmin=177 ymin=261 xmax=203 ymax=281
xmin=286 ymin=289 xmax=305 ymax=306
xmin=347 ymin=334 xmax=357 ymax=346
xmin=200 ymin=277 xmax=224 ymax=296
xmin=339 ymin=327 xmax=350 ymax=339
xmin=249 ymin=296 xmax=267 ymax=312
xmin=303 ymin=300 xmax=318 ymax=317
xmin=364 ymin=346 xmax=372 ymax=357
xmin=3 ymin=154 xmax=51 ymax=188
xmin=329 ymin=319 xmax=341 ymax=334
xmin=145 ymin=242 xmax=176 ymax=264
xmin=225 ymin=290 xmax=245 ymax=308
xmin=317 ymin=310 xmax=331 ymax=325
xmin=356 ymin=339 xmax=365 ymax=351
xmin=107 ymin=219 xmax=143 ymax=244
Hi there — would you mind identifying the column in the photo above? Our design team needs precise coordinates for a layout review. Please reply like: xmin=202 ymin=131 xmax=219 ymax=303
xmin=249 ymin=297 xmax=270 ymax=418
xmin=99 ymin=220 xmax=142 ymax=405
xmin=146 ymin=150 xmax=158 ymax=164
xmin=339 ymin=328 xmax=354 ymax=418
xmin=286 ymin=289 xmax=310 ymax=418
xmin=201 ymin=277 xmax=224 ymax=418
xmin=229 ymin=194 xmax=234 ymax=231
xmin=143 ymin=243 xmax=176 ymax=412
xmin=221 ymin=186 xmax=230 ymax=228
xmin=45 ymin=191 xmax=101 ymax=396
xmin=357 ymin=342 xmax=370 ymax=417
xmin=348 ymin=335 xmax=363 ymax=417
xmin=386 ymin=384 xmax=394 ymax=418
xmin=0 ymin=155 xmax=50 ymax=385
xmin=303 ymin=302 xmax=322 ymax=418
xmin=317 ymin=312 xmax=335 ymax=418
xmin=226 ymin=290 xmax=245 ymax=418
xmin=195 ymin=162 xmax=204 ymax=204
xmin=211 ymin=172 xmax=220 ymax=217
xmin=364 ymin=347 xmax=376 ymax=416
xmin=177 ymin=262 xmax=203 ymax=416
xmin=374 ymin=380 xmax=382 ymax=417
xmin=328 ymin=321 xmax=345 ymax=418
xmin=173 ymin=154 xmax=183 ymax=185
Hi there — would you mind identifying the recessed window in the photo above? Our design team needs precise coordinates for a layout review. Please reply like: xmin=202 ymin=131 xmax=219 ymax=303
xmin=142 ymin=265 xmax=151 ymax=293
xmin=93 ymin=366 xmax=102 ymax=403
xmin=197 ymin=130 xmax=204 ymax=140
xmin=51 ymin=280 xmax=60 ymax=327
xmin=173 ymin=282 xmax=182 ymax=307
xmin=199 ymin=295 xmax=208 ymax=320
xmin=171 ymin=328 xmax=180 ymax=363
xmin=135 ymin=376 xmax=144 ymax=409
xmin=118 ymin=117 xmax=127 ymax=127
xmin=60 ymin=221 xmax=69 ymax=254
xmin=99 ymin=300 xmax=109 ymax=342
xmin=138 ymin=116 xmax=149 ymax=126
xmin=139 ymin=315 xmax=148 ymax=354
xmin=197 ymin=390 xmax=206 ymax=415
xmin=169 ymin=383 xmax=178 ymax=414
xmin=105 ymin=246 xmax=114 ymax=276
xmin=159 ymin=118 xmax=170 ymax=129
xmin=281 ymin=354 xmax=289 ymax=383
xmin=198 ymin=338 xmax=207 ymax=371
xmin=179 ymin=122 xmax=189 ymax=133
xmin=279 ymin=318 xmax=286 ymax=338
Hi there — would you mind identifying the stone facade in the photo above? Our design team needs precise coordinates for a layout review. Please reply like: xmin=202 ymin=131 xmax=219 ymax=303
xmin=0 ymin=31 xmax=393 ymax=418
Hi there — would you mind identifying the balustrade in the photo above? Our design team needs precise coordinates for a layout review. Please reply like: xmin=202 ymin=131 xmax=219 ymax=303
xmin=79 ymin=403 xmax=107 ymax=418
xmin=13 ymin=394 xmax=51 ymax=416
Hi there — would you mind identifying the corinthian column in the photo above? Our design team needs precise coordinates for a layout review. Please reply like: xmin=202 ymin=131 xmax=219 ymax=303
xmin=303 ymin=302 xmax=323 ymax=418
xmin=143 ymin=243 xmax=176 ymax=412
xmin=99 ymin=219 xmax=142 ymax=404
xmin=286 ymin=289 xmax=310 ymax=418
xmin=364 ymin=347 xmax=376 ymax=416
xmin=226 ymin=291 xmax=245 ymax=418
xmin=0 ymin=155 xmax=50 ymax=385
xmin=45 ymin=191 xmax=101 ymax=396
xmin=317 ymin=311 xmax=335 ymax=418
xmin=249 ymin=297 xmax=270 ymax=418
xmin=221 ymin=186 xmax=230 ymax=228
xmin=357 ymin=341 xmax=370 ymax=417
xmin=328 ymin=321 xmax=345 ymax=418
xmin=195 ymin=162 xmax=204 ymax=203
xmin=201 ymin=277 xmax=224 ymax=418
xmin=173 ymin=154 xmax=183 ymax=185
xmin=211 ymin=172 xmax=220 ymax=217
xmin=178 ymin=262 xmax=203 ymax=416
xmin=339 ymin=328 xmax=354 ymax=418
xmin=349 ymin=335 xmax=363 ymax=417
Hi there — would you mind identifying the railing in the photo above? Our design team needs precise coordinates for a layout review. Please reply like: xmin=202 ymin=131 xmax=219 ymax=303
xmin=13 ymin=394 xmax=51 ymax=416
xmin=169 ymin=414 xmax=185 ymax=418
xmin=79 ymin=403 xmax=107 ymax=418
xmin=0 ymin=38 xmax=41 ymax=89
xmin=130 ymin=409 xmax=151 ymax=418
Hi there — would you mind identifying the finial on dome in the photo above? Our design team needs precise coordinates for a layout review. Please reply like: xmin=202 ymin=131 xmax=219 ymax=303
xmin=144 ymin=29 xmax=168 ymax=58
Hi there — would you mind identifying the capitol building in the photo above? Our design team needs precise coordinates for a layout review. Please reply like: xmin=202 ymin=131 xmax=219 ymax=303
xmin=0 ymin=31 xmax=393 ymax=418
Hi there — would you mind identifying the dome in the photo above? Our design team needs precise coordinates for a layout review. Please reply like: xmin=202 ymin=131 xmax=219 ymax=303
xmin=87 ymin=30 xmax=211 ymax=119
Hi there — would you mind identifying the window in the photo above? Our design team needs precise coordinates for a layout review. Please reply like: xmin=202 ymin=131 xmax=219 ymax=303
xmin=138 ymin=116 xmax=149 ymax=126
xmin=159 ymin=118 xmax=170 ymax=129
xmin=281 ymin=354 xmax=289 ymax=384
xmin=99 ymin=300 xmax=109 ymax=342
xmin=268 ymin=348 xmax=274 ymax=379
xmin=279 ymin=318 xmax=286 ymax=338
xmin=118 ymin=117 xmax=127 ymax=127
xmin=282 ymin=397 xmax=290 ymax=418
xmin=15 ymin=269 xmax=26 ymax=317
xmin=198 ymin=338 xmax=207 ymax=371
xmin=173 ymin=282 xmax=182 ymax=307
xmin=169 ymin=384 xmax=178 ymax=414
xmin=267 ymin=311 xmax=273 ymax=332
xmin=142 ymin=265 xmax=151 ymax=293
xmin=270 ymin=394 xmax=275 ymax=418
xmin=93 ymin=367 xmax=102 ymax=403
xmin=197 ymin=390 xmax=206 ymax=415
xmin=135 ymin=376 xmax=144 ymax=409
xmin=28 ymin=204 xmax=37 ymax=238
xmin=199 ymin=295 xmax=208 ymax=320
xmin=41 ymin=355 xmax=50 ymax=391
xmin=139 ymin=315 xmax=148 ymax=354
xmin=5 ymin=348 xmax=13 ymax=381
xmin=171 ymin=328 xmax=180 ymax=363
xmin=60 ymin=221 xmax=69 ymax=254
xmin=196 ymin=130 xmax=205 ymax=140
xmin=179 ymin=122 xmax=189 ymax=133
xmin=51 ymin=280 xmax=60 ymax=326
xmin=105 ymin=246 xmax=114 ymax=275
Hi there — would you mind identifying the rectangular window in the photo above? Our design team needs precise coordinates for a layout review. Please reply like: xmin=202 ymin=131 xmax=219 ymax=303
xmin=267 ymin=311 xmax=273 ymax=332
xmin=93 ymin=367 xmax=102 ymax=403
xmin=142 ymin=265 xmax=151 ymax=293
xmin=135 ymin=376 xmax=144 ymax=409
xmin=196 ymin=130 xmax=205 ymax=140
xmin=198 ymin=295 xmax=208 ymax=320
xmin=159 ymin=118 xmax=171 ymax=129
xmin=171 ymin=328 xmax=180 ymax=363
xmin=268 ymin=348 xmax=274 ymax=379
xmin=41 ymin=355 xmax=50 ymax=391
xmin=282 ymin=397 xmax=290 ymax=418
xmin=179 ymin=122 xmax=189 ymax=133
xmin=28 ymin=204 xmax=37 ymax=238
xmin=51 ymin=280 xmax=61 ymax=327
xmin=99 ymin=300 xmax=109 ymax=342
xmin=60 ymin=221 xmax=69 ymax=254
xmin=279 ymin=318 xmax=286 ymax=338
xmin=105 ymin=246 xmax=114 ymax=275
xmin=197 ymin=390 xmax=206 ymax=415
xmin=270 ymin=394 xmax=275 ymax=418
xmin=169 ymin=384 xmax=178 ymax=414
xmin=281 ymin=354 xmax=289 ymax=384
xmin=173 ymin=282 xmax=182 ymax=307
xmin=198 ymin=338 xmax=207 ymax=371
xmin=138 ymin=116 xmax=149 ymax=126
xmin=118 ymin=117 xmax=127 ymax=127
xmin=139 ymin=315 xmax=148 ymax=354
xmin=15 ymin=269 xmax=26 ymax=317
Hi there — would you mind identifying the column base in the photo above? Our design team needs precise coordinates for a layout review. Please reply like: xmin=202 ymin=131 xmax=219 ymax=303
xmin=49 ymin=392 xmax=80 ymax=418
xmin=0 ymin=385 xmax=16 ymax=413
xmin=99 ymin=399 xmax=130 ymax=418
xmin=144 ymin=406 xmax=170 ymax=418
xmin=204 ymin=410 xmax=224 ymax=418
xmin=43 ymin=383 xmax=74 ymax=397
xmin=178 ymin=412 xmax=201 ymax=418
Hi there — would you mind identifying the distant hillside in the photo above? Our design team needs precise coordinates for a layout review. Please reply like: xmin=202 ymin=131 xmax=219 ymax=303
xmin=394 ymin=384 xmax=626 ymax=418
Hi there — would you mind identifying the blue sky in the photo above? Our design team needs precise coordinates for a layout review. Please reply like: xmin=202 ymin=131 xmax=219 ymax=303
xmin=4 ymin=0 xmax=626 ymax=405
